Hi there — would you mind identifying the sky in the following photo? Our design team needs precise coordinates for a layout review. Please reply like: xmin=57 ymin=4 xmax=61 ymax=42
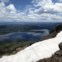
xmin=0 ymin=0 xmax=62 ymax=22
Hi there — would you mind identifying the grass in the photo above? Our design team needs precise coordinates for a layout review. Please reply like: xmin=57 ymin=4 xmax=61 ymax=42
xmin=0 ymin=40 xmax=35 ymax=57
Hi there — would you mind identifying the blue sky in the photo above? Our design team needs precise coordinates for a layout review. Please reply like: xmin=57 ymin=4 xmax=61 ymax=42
xmin=5 ymin=0 xmax=58 ymax=10
xmin=6 ymin=0 xmax=32 ymax=10
xmin=0 ymin=0 xmax=62 ymax=22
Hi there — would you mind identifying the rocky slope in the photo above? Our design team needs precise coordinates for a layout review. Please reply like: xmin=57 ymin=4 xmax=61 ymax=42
xmin=0 ymin=24 xmax=62 ymax=62
xmin=0 ymin=30 xmax=62 ymax=62
xmin=41 ymin=24 xmax=62 ymax=41
xmin=38 ymin=24 xmax=62 ymax=62
xmin=37 ymin=43 xmax=62 ymax=62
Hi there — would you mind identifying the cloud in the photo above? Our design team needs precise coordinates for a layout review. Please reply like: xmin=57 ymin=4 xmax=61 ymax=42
xmin=0 ymin=0 xmax=62 ymax=22
xmin=59 ymin=0 xmax=62 ymax=2
xmin=6 ymin=4 xmax=16 ymax=13
xmin=32 ymin=0 xmax=62 ymax=13
xmin=27 ymin=0 xmax=62 ymax=22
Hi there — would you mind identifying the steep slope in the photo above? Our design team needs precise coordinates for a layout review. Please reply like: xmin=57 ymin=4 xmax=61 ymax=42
xmin=0 ymin=31 xmax=62 ymax=62
xmin=41 ymin=24 xmax=62 ymax=41
xmin=38 ymin=43 xmax=62 ymax=62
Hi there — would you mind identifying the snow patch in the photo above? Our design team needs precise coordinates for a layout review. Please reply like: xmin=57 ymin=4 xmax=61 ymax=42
xmin=56 ymin=31 xmax=62 ymax=37
xmin=0 ymin=31 xmax=62 ymax=62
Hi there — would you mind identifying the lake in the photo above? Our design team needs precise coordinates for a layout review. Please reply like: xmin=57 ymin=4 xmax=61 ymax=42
xmin=0 ymin=22 xmax=61 ymax=41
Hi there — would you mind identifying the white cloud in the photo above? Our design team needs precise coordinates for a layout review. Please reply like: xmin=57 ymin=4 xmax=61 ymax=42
xmin=59 ymin=0 xmax=62 ymax=2
xmin=0 ymin=0 xmax=62 ymax=22
xmin=32 ymin=0 xmax=62 ymax=13
xmin=6 ymin=4 xmax=16 ymax=13
xmin=28 ymin=0 xmax=62 ymax=22
xmin=43 ymin=3 xmax=62 ymax=12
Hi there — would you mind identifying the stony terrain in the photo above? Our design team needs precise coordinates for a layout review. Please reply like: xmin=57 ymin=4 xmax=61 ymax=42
xmin=38 ymin=24 xmax=62 ymax=62
xmin=41 ymin=24 xmax=62 ymax=41
xmin=0 ymin=24 xmax=62 ymax=61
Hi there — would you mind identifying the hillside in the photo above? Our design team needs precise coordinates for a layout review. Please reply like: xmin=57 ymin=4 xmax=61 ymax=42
xmin=38 ymin=43 xmax=62 ymax=62
xmin=0 ymin=27 xmax=62 ymax=62
xmin=41 ymin=24 xmax=62 ymax=40
xmin=38 ymin=24 xmax=62 ymax=62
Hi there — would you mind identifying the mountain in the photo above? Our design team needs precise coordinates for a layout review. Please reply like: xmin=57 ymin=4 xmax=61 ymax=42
xmin=41 ymin=24 xmax=62 ymax=40
xmin=38 ymin=43 xmax=62 ymax=62
xmin=0 ymin=26 xmax=62 ymax=62
xmin=38 ymin=24 xmax=62 ymax=62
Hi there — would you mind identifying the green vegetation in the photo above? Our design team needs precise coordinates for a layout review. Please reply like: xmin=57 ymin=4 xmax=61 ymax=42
xmin=0 ymin=40 xmax=35 ymax=57
xmin=0 ymin=24 xmax=38 ymax=57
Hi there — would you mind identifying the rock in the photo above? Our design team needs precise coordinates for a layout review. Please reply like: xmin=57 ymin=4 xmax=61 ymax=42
xmin=55 ymin=24 xmax=62 ymax=33
xmin=59 ymin=43 xmax=62 ymax=50
xmin=55 ymin=50 xmax=62 ymax=57
xmin=41 ymin=30 xmax=57 ymax=41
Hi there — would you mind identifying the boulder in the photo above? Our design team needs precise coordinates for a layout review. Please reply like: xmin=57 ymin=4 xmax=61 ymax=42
xmin=59 ymin=43 xmax=62 ymax=50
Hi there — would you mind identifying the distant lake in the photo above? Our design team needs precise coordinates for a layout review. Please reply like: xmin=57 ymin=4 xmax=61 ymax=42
xmin=0 ymin=29 xmax=49 ymax=41
xmin=0 ymin=22 xmax=61 ymax=41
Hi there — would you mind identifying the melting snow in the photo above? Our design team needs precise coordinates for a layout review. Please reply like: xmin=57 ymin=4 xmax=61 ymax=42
xmin=0 ymin=31 xmax=62 ymax=62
